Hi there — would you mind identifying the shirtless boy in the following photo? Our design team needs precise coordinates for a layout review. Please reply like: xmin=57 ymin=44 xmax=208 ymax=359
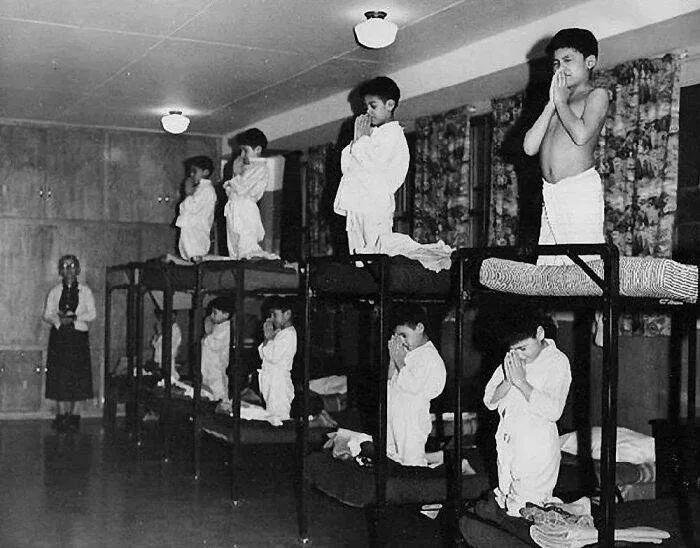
xmin=523 ymin=28 xmax=609 ymax=264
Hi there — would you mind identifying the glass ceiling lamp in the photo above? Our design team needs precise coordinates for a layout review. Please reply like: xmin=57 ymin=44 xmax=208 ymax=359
xmin=354 ymin=11 xmax=398 ymax=49
xmin=161 ymin=110 xmax=190 ymax=134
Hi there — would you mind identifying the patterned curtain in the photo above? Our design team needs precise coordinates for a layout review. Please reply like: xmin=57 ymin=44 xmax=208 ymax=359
xmin=593 ymin=53 xmax=682 ymax=336
xmin=413 ymin=106 xmax=472 ymax=247
xmin=488 ymin=93 xmax=524 ymax=245
xmin=305 ymin=143 xmax=335 ymax=256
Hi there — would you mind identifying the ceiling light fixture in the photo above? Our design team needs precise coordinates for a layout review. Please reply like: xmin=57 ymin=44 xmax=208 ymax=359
xmin=161 ymin=110 xmax=190 ymax=134
xmin=354 ymin=11 xmax=398 ymax=49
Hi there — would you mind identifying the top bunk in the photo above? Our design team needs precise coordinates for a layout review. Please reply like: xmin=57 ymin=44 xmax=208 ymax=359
xmin=307 ymin=254 xmax=453 ymax=299
xmin=305 ymin=244 xmax=698 ymax=306
xmin=106 ymin=255 xmax=300 ymax=294
xmin=458 ymin=243 xmax=698 ymax=307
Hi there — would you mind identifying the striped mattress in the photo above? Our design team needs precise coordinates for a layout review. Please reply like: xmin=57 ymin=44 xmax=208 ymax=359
xmin=479 ymin=257 xmax=698 ymax=303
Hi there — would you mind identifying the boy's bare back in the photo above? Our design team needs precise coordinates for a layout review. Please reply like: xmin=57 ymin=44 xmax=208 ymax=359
xmin=540 ymin=84 xmax=607 ymax=183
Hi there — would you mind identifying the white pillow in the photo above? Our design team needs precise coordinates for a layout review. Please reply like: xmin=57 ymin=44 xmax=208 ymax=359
xmin=559 ymin=427 xmax=655 ymax=464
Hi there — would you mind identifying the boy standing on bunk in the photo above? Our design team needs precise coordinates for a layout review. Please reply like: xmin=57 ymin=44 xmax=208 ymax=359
xmin=386 ymin=304 xmax=446 ymax=466
xmin=334 ymin=76 xmax=410 ymax=254
xmin=223 ymin=128 xmax=270 ymax=259
xmin=484 ymin=310 xmax=571 ymax=517
xmin=201 ymin=297 xmax=235 ymax=402
xmin=258 ymin=298 xmax=296 ymax=426
xmin=175 ymin=155 xmax=217 ymax=261
xmin=523 ymin=28 xmax=609 ymax=265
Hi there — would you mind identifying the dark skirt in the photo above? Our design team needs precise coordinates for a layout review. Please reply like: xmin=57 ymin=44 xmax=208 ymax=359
xmin=45 ymin=326 xmax=93 ymax=401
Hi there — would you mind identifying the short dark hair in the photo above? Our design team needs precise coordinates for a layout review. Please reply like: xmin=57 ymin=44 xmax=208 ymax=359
xmin=392 ymin=303 xmax=427 ymax=331
xmin=236 ymin=128 xmax=268 ymax=152
xmin=208 ymin=296 xmax=235 ymax=317
xmin=501 ymin=308 xmax=555 ymax=347
xmin=359 ymin=76 xmax=401 ymax=106
xmin=264 ymin=296 xmax=295 ymax=323
xmin=546 ymin=28 xmax=598 ymax=59
xmin=184 ymin=155 xmax=214 ymax=176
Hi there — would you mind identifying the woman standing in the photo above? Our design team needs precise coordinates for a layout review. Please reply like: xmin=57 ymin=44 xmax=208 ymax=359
xmin=43 ymin=255 xmax=96 ymax=431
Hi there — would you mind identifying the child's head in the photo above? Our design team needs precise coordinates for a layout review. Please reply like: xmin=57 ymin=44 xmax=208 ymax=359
xmin=546 ymin=28 xmax=598 ymax=84
xmin=359 ymin=76 xmax=400 ymax=126
xmin=236 ymin=128 xmax=268 ymax=161
xmin=58 ymin=254 xmax=80 ymax=282
xmin=264 ymin=297 xmax=294 ymax=330
xmin=392 ymin=304 xmax=429 ymax=351
xmin=501 ymin=310 xmax=550 ymax=364
xmin=208 ymin=296 xmax=235 ymax=324
xmin=184 ymin=155 xmax=214 ymax=183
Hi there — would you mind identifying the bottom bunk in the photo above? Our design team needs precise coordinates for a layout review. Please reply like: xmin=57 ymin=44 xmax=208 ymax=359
xmin=459 ymin=491 xmax=699 ymax=547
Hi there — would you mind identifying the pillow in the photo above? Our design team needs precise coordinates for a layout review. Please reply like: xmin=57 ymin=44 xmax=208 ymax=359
xmin=559 ymin=427 xmax=655 ymax=464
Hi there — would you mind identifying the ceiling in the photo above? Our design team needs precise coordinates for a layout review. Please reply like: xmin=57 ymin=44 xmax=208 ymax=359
xmin=0 ymin=0 xmax=594 ymax=137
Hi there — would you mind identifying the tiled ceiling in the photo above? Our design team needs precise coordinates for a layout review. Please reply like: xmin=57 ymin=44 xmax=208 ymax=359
xmin=0 ymin=0 xmax=591 ymax=135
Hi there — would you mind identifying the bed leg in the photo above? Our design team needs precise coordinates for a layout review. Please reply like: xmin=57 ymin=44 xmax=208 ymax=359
xmin=366 ymin=503 xmax=388 ymax=548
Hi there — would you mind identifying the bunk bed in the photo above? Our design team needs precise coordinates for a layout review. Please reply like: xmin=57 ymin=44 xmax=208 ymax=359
xmin=105 ymin=256 xmax=306 ymax=504
xmin=297 ymin=254 xmax=491 ymax=547
xmin=453 ymin=243 xmax=698 ymax=547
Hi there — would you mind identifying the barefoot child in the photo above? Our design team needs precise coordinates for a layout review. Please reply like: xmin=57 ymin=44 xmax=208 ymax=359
xmin=523 ymin=28 xmax=609 ymax=265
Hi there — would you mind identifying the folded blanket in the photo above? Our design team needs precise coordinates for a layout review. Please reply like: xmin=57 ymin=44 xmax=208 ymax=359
xmin=309 ymin=375 xmax=347 ymax=395
xmin=530 ymin=523 xmax=670 ymax=547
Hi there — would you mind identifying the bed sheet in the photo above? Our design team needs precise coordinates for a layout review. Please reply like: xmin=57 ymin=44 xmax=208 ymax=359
xmin=303 ymin=447 xmax=489 ymax=508
xmin=310 ymin=255 xmax=452 ymax=297
xmin=479 ymin=257 xmax=698 ymax=303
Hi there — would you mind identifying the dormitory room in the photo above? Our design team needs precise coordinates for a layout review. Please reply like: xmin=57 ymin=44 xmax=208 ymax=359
xmin=1 ymin=1 xmax=700 ymax=546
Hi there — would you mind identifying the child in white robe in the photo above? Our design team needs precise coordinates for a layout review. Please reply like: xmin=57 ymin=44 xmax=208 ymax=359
xmin=386 ymin=304 xmax=446 ymax=466
xmin=483 ymin=311 xmax=571 ymax=517
xmin=175 ymin=155 xmax=217 ymax=261
xmin=258 ymin=298 xmax=296 ymax=426
xmin=201 ymin=297 xmax=234 ymax=402
xmin=223 ymin=128 xmax=270 ymax=259
xmin=334 ymin=76 xmax=409 ymax=254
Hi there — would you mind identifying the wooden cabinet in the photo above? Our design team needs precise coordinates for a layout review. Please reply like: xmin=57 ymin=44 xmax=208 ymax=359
xmin=0 ymin=348 xmax=44 ymax=412
xmin=105 ymin=133 xmax=219 ymax=224
xmin=44 ymin=127 xmax=105 ymax=221
xmin=0 ymin=125 xmax=46 ymax=218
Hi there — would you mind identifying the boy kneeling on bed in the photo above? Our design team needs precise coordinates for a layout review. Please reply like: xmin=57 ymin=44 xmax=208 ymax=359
xmin=484 ymin=309 xmax=571 ymax=517
xmin=386 ymin=304 xmax=446 ymax=466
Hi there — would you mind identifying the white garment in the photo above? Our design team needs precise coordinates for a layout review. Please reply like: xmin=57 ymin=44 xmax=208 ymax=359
xmin=538 ymin=167 xmax=605 ymax=265
xmin=201 ymin=320 xmax=230 ymax=401
xmin=44 ymin=283 xmax=96 ymax=332
xmin=387 ymin=341 xmax=446 ymax=466
xmin=258 ymin=326 xmax=296 ymax=423
xmin=223 ymin=159 xmax=269 ymax=259
xmin=334 ymin=121 xmax=410 ymax=253
xmin=152 ymin=323 xmax=182 ymax=378
xmin=175 ymin=179 xmax=216 ymax=260
xmin=375 ymin=233 xmax=455 ymax=272
xmin=484 ymin=339 xmax=571 ymax=516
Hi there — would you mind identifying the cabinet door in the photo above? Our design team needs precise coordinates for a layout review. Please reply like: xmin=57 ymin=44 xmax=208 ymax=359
xmin=44 ymin=127 xmax=105 ymax=221
xmin=0 ymin=348 xmax=44 ymax=412
xmin=0 ymin=220 xmax=54 ymax=346
xmin=105 ymin=132 xmax=184 ymax=224
xmin=0 ymin=125 xmax=46 ymax=218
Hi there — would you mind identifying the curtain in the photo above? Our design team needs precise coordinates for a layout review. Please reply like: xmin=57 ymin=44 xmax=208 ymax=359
xmin=488 ymin=93 xmax=524 ymax=246
xmin=593 ymin=53 xmax=682 ymax=335
xmin=487 ymin=54 xmax=682 ymax=336
xmin=305 ymin=143 xmax=336 ymax=257
xmin=413 ymin=106 xmax=472 ymax=247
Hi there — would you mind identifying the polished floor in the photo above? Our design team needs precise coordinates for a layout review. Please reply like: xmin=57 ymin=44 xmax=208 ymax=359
xmin=0 ymin=419 xmax=442 ymax=548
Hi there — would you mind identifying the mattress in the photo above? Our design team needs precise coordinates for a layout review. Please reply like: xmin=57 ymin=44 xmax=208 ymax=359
xmin=310 ymin=255 xmax=452 ymax=297
xmin=140 ymin=257 xmax=299 ymax=293
xmin=106 ymin=263 xmax=139 ymax=289
xmin=303 ymin=448 xmax=489 ymax=508
xmin=200 ymin=414 xmax=330 ymax=447
xmin=479 ymin=257 xmax=698 ymax=303
xmin=459 ymin=492 xmax=700 ymax=547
